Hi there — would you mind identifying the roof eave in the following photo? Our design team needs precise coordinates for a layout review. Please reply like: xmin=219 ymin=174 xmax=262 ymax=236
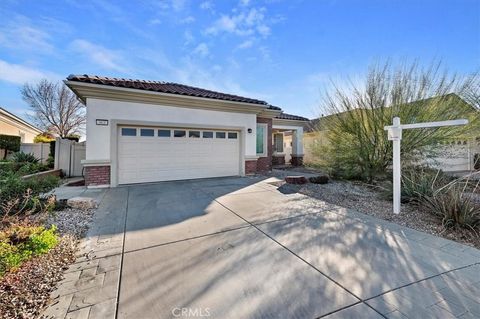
xmin=65 ymin=81 xmax=273 ymax=114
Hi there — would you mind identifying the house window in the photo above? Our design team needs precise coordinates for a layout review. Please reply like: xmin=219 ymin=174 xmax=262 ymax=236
xmin=256 ymin=123 xmax=267 ymax=156
xmin=203 ymin=131 xmax=213 ymax=138
xmin=274 ymin=133 xmax=283 ymax=153
xmin=158 ymin=129 xmax=171 ymax=137
xmin=189 ymin=131 xmax=200 ymax=138
xmin=228 ymin=132 xmax=238 ymax=139
xmin=121 ymin=128 xmax=137 ymax=136
xmin=174 ymin=130 xmax=186 ymax=137
xmin=140 ymin=129 xmax=154 ymax=137
xmin=216 ymin=132 xmax=226 ymax=139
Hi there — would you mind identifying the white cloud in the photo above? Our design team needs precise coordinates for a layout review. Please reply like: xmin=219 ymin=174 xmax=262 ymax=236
xmin=70 ymin=39 xmax=128 ymax=73
xmin=149 ymin=18 xmax=162 ymax=25
xmin=0 ymin=59 xmax=60 ymax=85
xmin=0 ymin=16 xmax=55 ymax=54
xmin=237 ymin=39 xmax=254 ymax=49
xmin=180 ymin=16 xmax=195 ymax=24
xmin=193 ymin=43 xmax=209 ymax=57
xmin=204 ymin=7 xmax=271 ymax=38
xmin=240 ymin=0 xmax=251 ymax=6
xmin=200 ymin=1 xmax=214 ymax=11
xmin=183 ymin=30 xmax=195 ymax=45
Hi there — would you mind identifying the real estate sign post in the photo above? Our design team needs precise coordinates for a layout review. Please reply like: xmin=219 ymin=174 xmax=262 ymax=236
xmin=385 ymin=117 xmax=468 ymax=214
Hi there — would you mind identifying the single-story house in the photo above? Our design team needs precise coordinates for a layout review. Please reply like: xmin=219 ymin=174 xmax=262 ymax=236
xmin=65 ymin=75 xmax=308 ymax=187
xmin=0 ymin=107 xmax=42 ymax=143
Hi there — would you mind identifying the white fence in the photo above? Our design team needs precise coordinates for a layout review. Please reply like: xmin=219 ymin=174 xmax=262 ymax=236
xmin=54 ymin=138 xmax=86 ymax=177
xmin=20 ymin=143 xmax=50 ymax=164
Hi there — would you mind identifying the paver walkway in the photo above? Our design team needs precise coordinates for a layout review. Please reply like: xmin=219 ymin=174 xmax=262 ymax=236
xmin=42 ymin=177 xmax=480 ymax=318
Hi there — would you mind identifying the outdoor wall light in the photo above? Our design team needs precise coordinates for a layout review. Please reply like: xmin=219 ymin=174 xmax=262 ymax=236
xmin=247 ymin=128 xmax=252 ymax=133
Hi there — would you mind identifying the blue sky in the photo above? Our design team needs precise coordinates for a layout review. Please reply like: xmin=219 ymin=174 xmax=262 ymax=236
xmin=0 ymin=0 xmax=479 ymax=121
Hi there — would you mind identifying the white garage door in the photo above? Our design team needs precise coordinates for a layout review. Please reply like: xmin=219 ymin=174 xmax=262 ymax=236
xmin=118 ymin=126 xmax=240 ymax=184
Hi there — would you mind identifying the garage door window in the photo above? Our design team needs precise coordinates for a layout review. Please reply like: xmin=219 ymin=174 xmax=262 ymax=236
xmin=140 ymin=129 xmax=155 ymax=137
xmin=228 ymin=132 xmax=238 ymax=139
xmin=174 ymin=130 xmax=186 ymax=138
xmin=216 ymin=132 xmax=226 ymax=139
xmin=189 ymin=131 xmax=200 ymax=138
xmin=158 ymin=129 xmax=171 ymax=137
xmin=203 ymin=131 xmax=213 ymax=138
xmin=121 ymin=128 xmax=137 ymax=136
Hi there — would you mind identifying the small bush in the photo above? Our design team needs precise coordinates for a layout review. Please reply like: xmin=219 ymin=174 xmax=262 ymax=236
xmin=12 ymin=152 xmax=39 ymax=164
xmin=422 ymin=182 xmax=480 ymax=230
xmin=0 ymin=135 xmax=21 ymax=159
xmin=400 ymin=167 xmax=450 ymax=203
xmin=0 ymin=174 xmax=59 ymax=216
xmin=33 ymin=133 xmax=55 ymax=143
xmin=0 ymin=225 xmax=58 ymax=276
xmin=309 ymin=175 xmax=330 ymax=184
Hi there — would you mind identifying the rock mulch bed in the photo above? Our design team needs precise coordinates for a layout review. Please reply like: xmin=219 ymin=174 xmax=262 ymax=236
xmin=273 ymin=176 xmax=480 ymax=250
xmin=0 ymin=208 xmax=95 ymax=319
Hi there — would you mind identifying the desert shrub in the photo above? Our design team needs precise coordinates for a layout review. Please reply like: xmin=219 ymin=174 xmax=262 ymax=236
xmin=309 ymin=175 xmax=330 ymax=184
xmin=313 ymin=61 xmax=480 ymax=182
xmin=0 ymin=135 xmax=21 ymax=159
xmin=0 ymin=174 xmax=59 ymax=217
xmin=12 ymin=152 xmax=39 ymax=164
xmin=0 ymin=225 xmax=58 ymax=276
xmin=422 ymin=181 xmax=480 ymax=230
xmin=399 ymin=167 xmax=450 ymax=203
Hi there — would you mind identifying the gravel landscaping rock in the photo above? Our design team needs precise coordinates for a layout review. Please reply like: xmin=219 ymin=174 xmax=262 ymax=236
xmin=66 ymin=197 xmax=97 ymax=210
xmin=0 ymin=207 xmax=95 ymax=319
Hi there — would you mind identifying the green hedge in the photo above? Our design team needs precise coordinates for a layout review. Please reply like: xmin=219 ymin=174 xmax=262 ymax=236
xmin=0 ymin=135 xmax=21 ymax=156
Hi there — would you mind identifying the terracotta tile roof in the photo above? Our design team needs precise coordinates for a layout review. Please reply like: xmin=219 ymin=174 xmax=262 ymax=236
xmin=67 ymin=74 xmax=280 ymax=109
xmin=275 ymin=112 xmax=309 ymax=121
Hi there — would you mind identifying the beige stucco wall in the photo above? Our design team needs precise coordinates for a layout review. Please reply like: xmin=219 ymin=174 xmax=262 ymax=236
xmin=0 ymin=115 xmax=40 ymax=143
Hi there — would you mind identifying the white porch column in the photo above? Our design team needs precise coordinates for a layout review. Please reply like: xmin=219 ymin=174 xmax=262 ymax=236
xmin=291 ymin=127 xmax=304 ymax=156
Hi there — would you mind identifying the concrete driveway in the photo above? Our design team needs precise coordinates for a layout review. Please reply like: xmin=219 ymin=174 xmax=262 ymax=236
xmin=46 ymin=176 xmax=480 ymax=319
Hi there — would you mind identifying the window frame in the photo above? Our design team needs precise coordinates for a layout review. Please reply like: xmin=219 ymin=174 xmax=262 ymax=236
xmin=158 ymin=129 xmax=171 ymax=138
xmin=227 ymin=132 xmax=238 ymax=139
xmin=215 ymin=131 xmax=226 ymax=139
xmin=256 ymin=123 xmax=268 ymax=157
xmin=140 ymin=128 xmax=155 ymax=137
xmin=173 ymin=130 xmax=187 ymax=138
xmin=121 ymin=127 xmax=137 ymax=137
xmin=273 ymin=133 xmax=284 ymax=153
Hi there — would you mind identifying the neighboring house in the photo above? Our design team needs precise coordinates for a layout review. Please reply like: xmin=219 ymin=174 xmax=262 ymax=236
xmin=65 ymin=75 xmax=307 ymax=187
xmin=302 ymin=94 xmax=480 ymax=172
xmin=0 ymin=107 xmax=42 ymax=143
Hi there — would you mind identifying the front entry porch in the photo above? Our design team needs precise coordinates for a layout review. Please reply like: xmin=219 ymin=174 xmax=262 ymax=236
xmin=272 ymin=114 xmax=308 ymax=167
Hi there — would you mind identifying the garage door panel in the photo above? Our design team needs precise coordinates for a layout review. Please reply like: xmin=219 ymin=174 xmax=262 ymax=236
xmin=118 ymin=127 xmax=240 ymax=184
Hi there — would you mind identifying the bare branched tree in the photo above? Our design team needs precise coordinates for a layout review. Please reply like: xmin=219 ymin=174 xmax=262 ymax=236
xmin=313 ymin=61 xmax=480 ymax=182
xmin=21 ymin=79 xmax=85 ymax=138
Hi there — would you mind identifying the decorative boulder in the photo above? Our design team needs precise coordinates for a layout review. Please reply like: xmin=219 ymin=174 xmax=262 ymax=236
xmin=285 ymin=176 xmax=308 ymax=184
xmin=309 ymin=175 xmax=330 ymax=184
xmin=67 ymin=197 xmax=98 ymax=210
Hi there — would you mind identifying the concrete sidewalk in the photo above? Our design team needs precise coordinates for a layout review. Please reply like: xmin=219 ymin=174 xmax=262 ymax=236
xmin=42 ymin=177 xmax=480 ymax=319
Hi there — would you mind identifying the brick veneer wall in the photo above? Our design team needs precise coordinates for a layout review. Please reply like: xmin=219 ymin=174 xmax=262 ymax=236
xmin=256 ymin=117 xmax=272 ymax=172
xmin=291 ymin=155 xmax=304 ymax=166
xmin=245 ymin=160 xmax=257 ymax=175
xmin=85 ymin=165 xmax=110 ymax=186
xmin=272 ymin=155 xmax=285 ymax=166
